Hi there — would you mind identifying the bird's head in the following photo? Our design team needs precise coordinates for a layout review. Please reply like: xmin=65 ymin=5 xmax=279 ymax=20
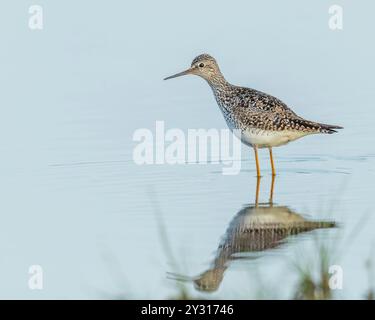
xmin=164 ymin=54 xmax=222 ymax=82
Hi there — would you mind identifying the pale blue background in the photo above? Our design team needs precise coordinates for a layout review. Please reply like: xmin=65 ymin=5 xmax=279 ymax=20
xmin=0 ymin=0 xmax=374 ymax=298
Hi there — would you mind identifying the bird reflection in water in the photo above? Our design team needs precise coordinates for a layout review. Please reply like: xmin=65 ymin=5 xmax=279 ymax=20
xmin=168 ymin=176 xmax=336 ymax=292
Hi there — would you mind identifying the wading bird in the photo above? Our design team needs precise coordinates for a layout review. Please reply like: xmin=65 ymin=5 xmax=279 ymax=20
xmin=164 ymin=54 xmax=342 ymax=176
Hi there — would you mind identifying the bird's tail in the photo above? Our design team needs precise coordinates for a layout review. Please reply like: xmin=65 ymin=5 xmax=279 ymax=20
xmin=293 ymin=118 xmax=343 ymax=134
xmin=317 ymin=122 xmax=344 ymax=134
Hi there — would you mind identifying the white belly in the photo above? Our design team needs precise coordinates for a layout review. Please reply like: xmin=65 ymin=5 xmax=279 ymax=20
xmin=235 ymin=128 xmax=311 ymax=148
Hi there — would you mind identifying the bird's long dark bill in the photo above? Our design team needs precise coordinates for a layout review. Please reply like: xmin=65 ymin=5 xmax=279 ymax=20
xmin=164 ymin=68 xmax=193 ymax=80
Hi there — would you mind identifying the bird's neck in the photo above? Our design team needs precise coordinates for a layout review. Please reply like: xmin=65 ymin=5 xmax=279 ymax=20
xmin=206 ymin=71 xmax=229 ymax=90
xmin=206 ymin=74 xmax=234 ymax=112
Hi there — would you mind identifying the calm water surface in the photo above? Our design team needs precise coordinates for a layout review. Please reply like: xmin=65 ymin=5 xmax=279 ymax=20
xmin=0 ymin=0 xmax=374 ymax=299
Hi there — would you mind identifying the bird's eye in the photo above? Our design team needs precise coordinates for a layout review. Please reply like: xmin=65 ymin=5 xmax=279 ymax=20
xmin=199 ymin=63 xmax=205 ymax=68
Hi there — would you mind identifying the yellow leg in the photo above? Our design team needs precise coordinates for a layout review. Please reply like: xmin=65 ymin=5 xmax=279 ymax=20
xmin=269 ymin=147 xmax=276 ymax=176
xmin=255 ymin=175 xmax=261 ymax=206
xmin=253 ymin=146 xmax=261 ymax=177
xmin=269 ymin=174 xmax=275 ymax=205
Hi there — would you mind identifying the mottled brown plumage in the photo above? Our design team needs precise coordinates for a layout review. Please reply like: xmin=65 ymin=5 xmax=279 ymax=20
xmin=165 ymin=53 xmax=343 ymax=176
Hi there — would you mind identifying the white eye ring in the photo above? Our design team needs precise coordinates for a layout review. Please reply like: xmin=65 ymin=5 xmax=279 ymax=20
xmin=199 ymin=63 xmax=205 ymax=68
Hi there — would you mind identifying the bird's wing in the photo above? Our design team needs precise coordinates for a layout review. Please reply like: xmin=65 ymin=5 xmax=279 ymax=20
xmin=234 ymin=87 xmax=296 ymax=114
xmin=232 ymin=87 xmax=342 ymax=133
